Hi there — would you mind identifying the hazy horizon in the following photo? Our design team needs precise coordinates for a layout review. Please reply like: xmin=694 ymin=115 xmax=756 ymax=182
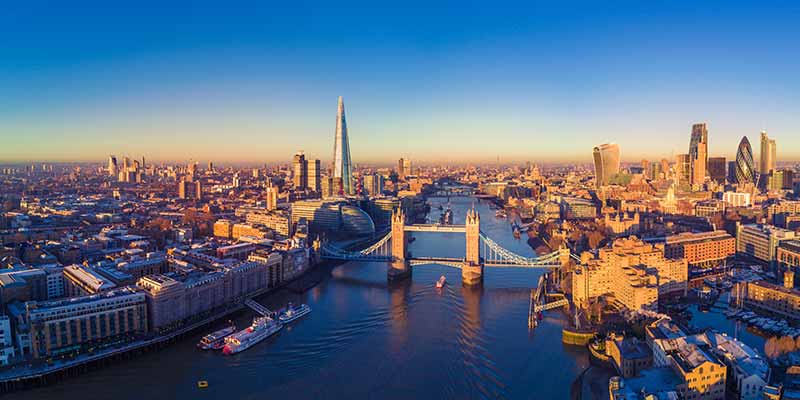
xmin=2 ymin=1 xmax=799 ymax=163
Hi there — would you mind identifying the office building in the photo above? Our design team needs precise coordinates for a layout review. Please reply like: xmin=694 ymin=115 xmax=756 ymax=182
xmin=689 ymin=123 xmax=708 ymax=184
xmin=293 ymin=152 xmax=308 ymax=190
xmin=560 ymin=197 xmax=597 ymax=220
xmin=593 ymin=143 xmax=621 ymax=187
xmin=744 ymin=280 xmax=800 ymax=321
xmin=213 ymin=219 xmax=234 ymax=238
xmin=178 ymin=179 xmax=202 ymax=200
xmin=265 ymin=183 xmax=279 ymax=211
xmin=107 ymin=155 xmax=118 ymax=177
xmin=723 ymin=191 xmax=752 ymax=207
xmin=760 ymin=130 xmax=777 ymax=174
xmin=736 ymin=223 xmax=796 ymax=264
xmin=398 ymin=158 xmax=412 ymax=178
xmin=778 ymin=241 xmax=800 ymax=270
xmin=675 ymin=153 xmax=691 ymax=186
xmin=26 ymin=287 xmax=148 ymax=359
xmin=332 ymin=96 xmax=353 ymax=195
xmin=708 ymin=156 xmax=726 ymax=184
xmin=63 ymin=264 xmax=117 ymax=296
xmin=244 ymin=210 xmax=293 ymax=238
xmin=573 ymin=237 xmax=688 ymax=311
xmin=664 ymin=231 xmax=735 ymax=269
xmin=735 ymin=136 xmax=756 ymax=185
xmin=307 ymin=159 xmax=321 ymax=192
xmin=362 ymin=174 xmax=384 ymax=196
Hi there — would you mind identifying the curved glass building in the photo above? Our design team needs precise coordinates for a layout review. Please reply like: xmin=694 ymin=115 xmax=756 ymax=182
xmin=735 ymin=136 xmax=755 ymax=184
xmin=593 ymin=143 xmax=621 ymax=187
xmin=341 ymin=205 xmax=376 ymax=236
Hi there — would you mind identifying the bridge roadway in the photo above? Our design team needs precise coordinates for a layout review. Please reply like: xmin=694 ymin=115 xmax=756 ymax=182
xmin=403 ymin=224 xmax=466 ymax=233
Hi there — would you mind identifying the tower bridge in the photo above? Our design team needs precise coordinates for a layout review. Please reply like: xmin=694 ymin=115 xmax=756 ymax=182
xmin=320 ymin=208 xmax=574 ymax=286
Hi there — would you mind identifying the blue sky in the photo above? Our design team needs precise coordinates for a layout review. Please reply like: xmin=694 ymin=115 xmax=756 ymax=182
xmin=1 ymin=1 xmax=799 ymax=164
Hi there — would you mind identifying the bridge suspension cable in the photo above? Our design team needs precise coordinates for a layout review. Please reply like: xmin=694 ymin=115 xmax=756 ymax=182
xmin=479 ymin=232 xmax=562 ymax=267
xmin=320 ymin=231 xmax=393 ymax=261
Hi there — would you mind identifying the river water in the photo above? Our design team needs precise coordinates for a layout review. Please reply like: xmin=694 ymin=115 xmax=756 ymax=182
xmin=18 ymin=196 xmax=591 ymax=399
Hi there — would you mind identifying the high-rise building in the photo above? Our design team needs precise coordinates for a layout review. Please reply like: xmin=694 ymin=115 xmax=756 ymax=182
xmin=266 ymin=182 xmax=279 ymax=211
xmin=592 ymin=143 xmax=621 ymax=188
xmin=727 ymin=161 xmax=737 ymax=184
xmin=332 ymin=96 xmax=353 ymax=195
xmin=363 ymin=174 xmax=384 ymax=196
xmin=735 ymin=136 xmax=755 ymax=185
xmin=675 ymin=154 xmax=691 ymax=186
xmin=689 ymin=123 xmax=708 ymax=168
xmin=398 ymin=158 xmax=412 ymax=178
xmin=689 ymin=123 xmax=708 ymax=186
xmin=293 ymin=152 xmax=308 ymax=190
xmin=307 ymin=159 xmax=321 ymax=192
xmin=178 ymin=179 xmax=202 ymax=200
xmin=760 ymin=131 xmax=777 ymax=174
xmin=708 ymin=157 xmax=726 ymax=184
xmin=108 ymin=155 xmax=118 ymax=177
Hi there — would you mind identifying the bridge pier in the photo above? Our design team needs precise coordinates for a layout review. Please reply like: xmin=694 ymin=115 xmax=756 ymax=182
xmin=462 ymin=208 xmax=483 ymax=286
xmin=387 ymin=260 xmax=412 ymax=281
xmin=388 ymin=208 xmax=412 ymax=281
xmin=461 ymin=262 xmax=483 ymax=286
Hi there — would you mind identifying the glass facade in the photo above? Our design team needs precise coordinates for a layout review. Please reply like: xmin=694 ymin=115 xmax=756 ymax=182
xmin=735 ymin=136 xmax=755 ymax=184
xmin=332 ymin=96 xmax=353 ymax=195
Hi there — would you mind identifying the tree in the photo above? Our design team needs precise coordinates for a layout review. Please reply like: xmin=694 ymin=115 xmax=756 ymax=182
xmin=765 ymin=337 xmax=780 ymax=359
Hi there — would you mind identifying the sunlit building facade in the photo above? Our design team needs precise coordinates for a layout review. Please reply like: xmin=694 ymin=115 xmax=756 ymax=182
xmin=593 ymin=143 xmax=620 ymax=188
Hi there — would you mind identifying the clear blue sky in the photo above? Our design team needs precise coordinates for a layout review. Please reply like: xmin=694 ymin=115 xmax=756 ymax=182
xmin=1 ymin=1 xmax=799 ymax=164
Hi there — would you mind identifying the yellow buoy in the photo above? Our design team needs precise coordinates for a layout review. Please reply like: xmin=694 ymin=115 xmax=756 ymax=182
xmin=197 ymin=380 xmax=209 ymax=389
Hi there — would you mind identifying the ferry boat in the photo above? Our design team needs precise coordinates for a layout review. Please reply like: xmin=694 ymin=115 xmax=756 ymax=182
xmin=222 ymin=317 xmax=282 ymax=355
xmin=197 ymin=324 xmax=236 ymax=350
xmin=436 ymin=275 xmax=446 ymax=289
xmin=278 ymin=303 xmax=312 ymax=324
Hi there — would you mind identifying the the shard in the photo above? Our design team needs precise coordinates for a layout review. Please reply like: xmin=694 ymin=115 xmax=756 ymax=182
xmin=332 ymin=96 xmax=353 ymax=195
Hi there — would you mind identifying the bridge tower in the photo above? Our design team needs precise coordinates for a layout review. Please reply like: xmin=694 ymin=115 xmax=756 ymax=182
xmin=462 ymin=208 xmax=483 ymax=285
xmin=388 ymin=208 xmax=411 ymax=280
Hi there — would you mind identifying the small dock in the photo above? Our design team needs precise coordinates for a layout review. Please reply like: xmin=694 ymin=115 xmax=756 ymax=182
xmin=528 ymin=273 xmax=570 ymax=328
xmin=244 ymin=299 xmax=273 ymax=317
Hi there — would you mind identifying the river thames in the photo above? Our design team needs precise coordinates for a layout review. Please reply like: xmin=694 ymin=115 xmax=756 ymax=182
xmin=18 ymin=196 xmax=592 ymax=399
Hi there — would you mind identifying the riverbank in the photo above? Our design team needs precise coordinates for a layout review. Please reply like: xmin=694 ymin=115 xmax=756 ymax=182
xmin=0 ymin=258 xmax=335 ymax=393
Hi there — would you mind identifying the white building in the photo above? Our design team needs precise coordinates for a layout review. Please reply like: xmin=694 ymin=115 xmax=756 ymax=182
xmin=44 ymin=265 xmax=65 ymax=299
xmin=0 ymin=316 xmax=15 ymax=366
xmin=723 ymin=191 xmax=752 ymax=207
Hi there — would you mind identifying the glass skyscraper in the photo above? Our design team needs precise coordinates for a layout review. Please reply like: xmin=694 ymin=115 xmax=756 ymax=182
xmin=735 ymin=136 xmax=755 ymax=185
xmin=592 ymin=143 xmax=620 ymax=187
xmin=332 ymin=96 xmax=353 ymax=195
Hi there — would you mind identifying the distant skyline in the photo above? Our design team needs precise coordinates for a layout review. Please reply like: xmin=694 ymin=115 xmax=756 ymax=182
xmin=2 ymin=1 xmax=799 ymax=163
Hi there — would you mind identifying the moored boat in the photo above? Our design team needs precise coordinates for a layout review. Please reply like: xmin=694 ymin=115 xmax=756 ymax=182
xmin=278 ymin=303 xmax=312 ymax=324
xmin=197 ymin=325 xmax=237 ymax=350
xmin=222 ymin=317 xmax=282 ymax=355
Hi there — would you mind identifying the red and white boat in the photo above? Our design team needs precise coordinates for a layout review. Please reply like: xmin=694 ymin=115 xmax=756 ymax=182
xmin=436 ymin=275 xmax=446 ymax=289
xmin=222 ymin=317 xmax=282 ymax=355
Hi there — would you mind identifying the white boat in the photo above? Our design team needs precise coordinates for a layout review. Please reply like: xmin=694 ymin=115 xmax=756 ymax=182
xmin=278 ymin=303 xmax=312 ymax=324
xmin=436 ymin=275 xmax=446 ymax=289
xmin=197 ymin=325 xmax=236 ymax=350
xmin=222 ymin=317 xmax=282 ymax=355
